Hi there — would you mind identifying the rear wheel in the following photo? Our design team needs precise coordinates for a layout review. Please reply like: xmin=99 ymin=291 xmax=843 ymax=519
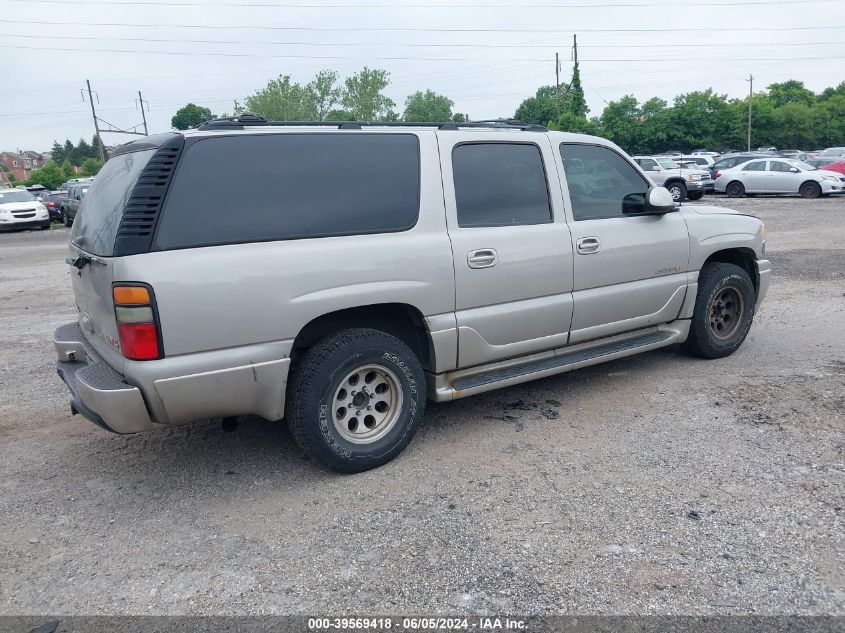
xmin=684 ymin=262 xmax=755 ymax=359
xmin=286 ymin=328 xmax=426 ymax=473
xmin=61 ymin=209 xmax=72 ymax=227
xmin=667 ymin=181 xmax=687 ymax=202
xmin=799 ymin=181 xmax=821 ymax=199
xmin=726 ymin=181 xmax=745 ymax=198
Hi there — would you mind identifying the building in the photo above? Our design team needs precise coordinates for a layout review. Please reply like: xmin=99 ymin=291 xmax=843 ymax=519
xmin=0 ymin=151 xmax=47 ymax=184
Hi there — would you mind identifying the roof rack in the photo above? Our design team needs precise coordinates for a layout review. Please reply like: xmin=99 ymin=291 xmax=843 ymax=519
xmin=197 ymin=114 xmax=546 ymax=132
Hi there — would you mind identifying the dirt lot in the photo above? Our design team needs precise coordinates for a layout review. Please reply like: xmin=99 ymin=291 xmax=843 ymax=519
xmin=0 ymin=196 xmax=843 ymax=616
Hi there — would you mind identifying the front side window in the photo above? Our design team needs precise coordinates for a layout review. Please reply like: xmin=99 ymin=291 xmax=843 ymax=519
xmin=770 ymin=161 xmax=793 ymax=172
xmin=560 ymin=143 xmax=650 ymax=221
xmin=637 ymin=158 xmax=659 ymax=171
xmin=744 ymin=161 xmax=767 ymax=172
xmin=452 ymin=143 xmax=551 ymax=228
xmin=657 ymin=158 xmax=680 ymax=169
xmin=155 ymin=133 xmax=421 ymax=249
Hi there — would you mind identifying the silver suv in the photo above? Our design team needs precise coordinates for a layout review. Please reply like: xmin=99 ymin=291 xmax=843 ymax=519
xmin=55 ymin=117 xmax=770 ymax=472
xmin=632 ymin=156 xmax=714 ymax=201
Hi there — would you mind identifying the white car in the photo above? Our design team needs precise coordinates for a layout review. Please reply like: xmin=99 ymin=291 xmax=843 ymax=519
xmin=0 ymin=188 xmax=51 ymax=231
xmin=714 ymin=157 xmax=844 ymax=198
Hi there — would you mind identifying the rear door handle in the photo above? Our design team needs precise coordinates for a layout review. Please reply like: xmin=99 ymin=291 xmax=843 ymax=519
xmin=576 ymin=237 xmax=601 ymax=254
xmin=467 ymin=248 xmax=497 ymax=269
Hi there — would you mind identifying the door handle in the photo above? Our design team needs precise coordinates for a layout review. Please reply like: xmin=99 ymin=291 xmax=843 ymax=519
xmin=467 ymin=248 xmax=497 ymax=269
xmin=576 ymin=237 xmax=600 ymax=254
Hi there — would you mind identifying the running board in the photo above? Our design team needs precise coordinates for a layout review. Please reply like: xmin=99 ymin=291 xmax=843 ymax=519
xmin=429 ymin=329 xmax=678 ymax=402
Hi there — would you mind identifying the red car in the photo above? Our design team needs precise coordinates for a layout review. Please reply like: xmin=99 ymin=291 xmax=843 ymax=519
xmin=816 ymin=159 xmax=845 ymax=177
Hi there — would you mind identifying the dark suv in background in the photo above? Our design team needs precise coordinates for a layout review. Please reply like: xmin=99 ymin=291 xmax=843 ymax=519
xmin=60 ymin=183 xmax=90 ymax=227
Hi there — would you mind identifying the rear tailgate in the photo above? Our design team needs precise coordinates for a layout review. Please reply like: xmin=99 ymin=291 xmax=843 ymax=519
xmin=66 ymin=146 xmax=162 ymax=370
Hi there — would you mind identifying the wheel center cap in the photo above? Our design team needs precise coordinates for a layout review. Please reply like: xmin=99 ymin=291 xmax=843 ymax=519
xmin=352 ymin=391 xmax=369 ymax=409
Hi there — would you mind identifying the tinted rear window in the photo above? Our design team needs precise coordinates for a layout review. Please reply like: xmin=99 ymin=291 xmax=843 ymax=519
xmin=70 ymin=149 xmax=156 ymax=256
xmin=154 ymin=133 xmax=420 ymax=250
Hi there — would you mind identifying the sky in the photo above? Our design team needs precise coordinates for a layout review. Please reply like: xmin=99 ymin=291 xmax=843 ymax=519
xmin=1 ymin=0 xmax=844 ymax=152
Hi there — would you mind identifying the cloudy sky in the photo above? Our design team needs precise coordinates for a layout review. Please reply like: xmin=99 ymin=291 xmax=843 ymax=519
xmin=1 ymin=0 xmax=843 ymax=152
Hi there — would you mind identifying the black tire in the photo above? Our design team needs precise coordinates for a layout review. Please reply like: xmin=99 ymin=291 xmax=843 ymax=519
xmin=684 ymin=262 xmax=755 ymax=359
xmin=61 ymin=209 xmax=72 ymax=227
xmin=667 ymin=181 xmax=687 ymax=202
xmin=687 ymin=191 xmax=704 ymax=201
xmin=726 ymin=181 xmax=745 ymax=198
xmin=40 ymin=222 xmax=50 ymax=230
xmin=799 ymin=181 xmax=821 ymax=199
xmin=286 ymin=328 xmax=427 ymax=473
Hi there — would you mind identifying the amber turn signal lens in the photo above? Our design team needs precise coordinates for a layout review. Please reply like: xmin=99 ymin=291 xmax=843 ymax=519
xmin=113 ymin=286 xmax=150 ymax=305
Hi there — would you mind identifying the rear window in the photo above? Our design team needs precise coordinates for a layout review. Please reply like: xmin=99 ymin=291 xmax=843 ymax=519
xmin=154 ymin=133 xmax=420 ymax=250
xmin=70 ymin=149 xmax=156 ymax=256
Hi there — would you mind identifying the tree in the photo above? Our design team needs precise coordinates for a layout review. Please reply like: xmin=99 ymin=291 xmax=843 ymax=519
xmin=24 ymin=162 xmax=65 ymax=189
xmin=171 ymin=103 xmax=215 ymax=130
xmin=403 ymin=89 xmax=455 ymax=122
xmin=515 ymin=86 xmax=557 ymax=126
xmin=307 ymin=69 xmax=341 ymax=120
xmin=80 ymin=158 xmax=103 ymax=177
xmin=568 ymin=61 xmax=588 ymax=119
xmin=341 ymin=67 xmax=396 ymax=121
xmin=767 ymin=80 xmax=815 ymax=109
xmin=243 ymin=75 xmax=314 ymax=120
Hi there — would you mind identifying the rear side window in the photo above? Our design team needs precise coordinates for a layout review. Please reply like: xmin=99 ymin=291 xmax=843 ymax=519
xmin=154 ymin=133 xmax=420 ymax=250
xmin=452 ymin=143 xmax=551 ymax=227
xmin=70 ymin=149 xmax=156 ymax=256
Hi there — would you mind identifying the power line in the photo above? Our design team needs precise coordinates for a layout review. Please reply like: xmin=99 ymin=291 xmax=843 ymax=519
xmin=2 ymin=17 xmax=843 ymax=33
xmin=3 ymin=43 xmax=844 ymax=63
xmin=6 ymin=0 xmax=835 ymax=6
xmin=1 ymin=32 xmax=841 ymax=50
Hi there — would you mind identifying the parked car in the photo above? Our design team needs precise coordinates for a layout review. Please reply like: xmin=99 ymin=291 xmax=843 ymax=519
xmin=819 ymin=147 xmax=845 ymax=158
xmin=42 ymin=190 xmax=68 ymax=221
xmin=776 ymin=150 xmax=811 ymax=162
xmin=675 ymin=154 xmax=716 ymax=167
xmin=691 ymin=149 xmax=720 ymax=157
xmin=0 ymin=188 xmax=51 ymax=231
xmin=632 ymin=155 xmax=713 ymax=201
xmin=757 ymin=146 xmax=777 ymax=153
xmin=807 ymin=158 xmax=845 ymax=177
xmin=60 ymin=177 xmax=94 ymax=191
xmin=60 ymin=183 xmax=90 ymax=226
xmin=714 ymin=157 xmax=844 ymax=198
xmin=709 ymin=153 xmax=770 ymax=180
xmin=54 ymin=118 xmax=770 ymax=473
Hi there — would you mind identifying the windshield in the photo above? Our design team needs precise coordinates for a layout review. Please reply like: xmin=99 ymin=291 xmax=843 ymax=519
xmin=0 ymin=190 xmax=36 ymax=203
xmin=657 ymin=158 xmax=679 ymax=169
xmin=70 ymin=149 xmax=156 ymax=256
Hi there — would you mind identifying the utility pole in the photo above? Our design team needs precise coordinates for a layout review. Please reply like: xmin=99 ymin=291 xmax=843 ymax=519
xmin=86 ymin=80 xmax=106 ymax=163
xmin=137 ymin=91 xmax=149 ymax=136
xmin=747 ymin=74 xmax=753 ymax=151
xmin=573 ymin=33 xmax=578 ymax=66
xmin=555 ymin=52 xmax=561 ymax=120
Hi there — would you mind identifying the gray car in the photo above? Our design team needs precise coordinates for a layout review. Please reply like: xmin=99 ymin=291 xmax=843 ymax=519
xmin=55 ymin=118 xmax=770 ymax=472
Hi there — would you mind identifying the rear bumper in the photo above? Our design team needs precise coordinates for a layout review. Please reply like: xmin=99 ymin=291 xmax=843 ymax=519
xmin=54 ymin=323 xmax=155 ymax=434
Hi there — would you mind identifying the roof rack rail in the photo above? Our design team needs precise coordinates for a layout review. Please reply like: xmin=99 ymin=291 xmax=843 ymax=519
xmin=197 ymin=114 xmax=547 ymax=132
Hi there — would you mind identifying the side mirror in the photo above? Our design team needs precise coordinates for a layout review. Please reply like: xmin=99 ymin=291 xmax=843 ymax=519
xmin=643 ymin=186 xmax=676 ymax=214
xmin=789 ymin=167 xmax=799 ymax=173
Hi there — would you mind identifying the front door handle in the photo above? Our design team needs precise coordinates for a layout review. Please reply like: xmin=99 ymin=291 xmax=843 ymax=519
xmin=576 ymin=237 xmax=601 ymax=254
xmin=467 ymin=248 xmax=498 ymax=269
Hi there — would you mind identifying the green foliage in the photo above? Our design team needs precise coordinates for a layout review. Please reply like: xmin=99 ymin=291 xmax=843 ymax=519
xmin=244 ymin=75 xmax=316 ymax=120
xmin=569 ymin=62 xmax=588 ymax=119
xmin=766 ymin=80 xmax=815 ymax=108
xmin=23 ymin=162 xmax=66 ymax=189
xmin=514 ymin=86 xmax=557 ymax=126
xmin=342 ymin=67 xmax=396 ymax=121
xmin=308 ymin=69 xmax=341 ymax=120
xmin=80 ymin=158 xmax=103 ymax=177
xmin=404 ymin=89 xmax=455 ymax=122
xmin=171 ymin=103 xmax=215 ymax=130
xmin=49 ymin=137 xmax=102 ymax=167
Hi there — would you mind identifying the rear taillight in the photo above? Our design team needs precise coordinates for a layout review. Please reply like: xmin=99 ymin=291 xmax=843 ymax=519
xmin=47 ymin=201 xmax=55 ymax=208
xmin=112 ymin=284 xmax=162 ymax=360
xmin=715 ymin=172 xmax=721 ymax=179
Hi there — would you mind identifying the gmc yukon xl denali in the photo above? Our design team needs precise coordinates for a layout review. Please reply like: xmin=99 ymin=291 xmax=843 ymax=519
xmin=55 ymin=117 xmax=770 ymax=472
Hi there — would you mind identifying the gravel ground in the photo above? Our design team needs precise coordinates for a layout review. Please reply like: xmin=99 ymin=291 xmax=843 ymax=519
xmin=0 ymin=196 xmax=843 ymax=616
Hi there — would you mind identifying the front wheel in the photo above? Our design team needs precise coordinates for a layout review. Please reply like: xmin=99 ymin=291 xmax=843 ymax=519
xmin=684 ymin=262 xmax=755 ymax=359
xmin=667 ymin=181 xmax=687 ymax=202
xmin=286 ymin=328 xmax=427 ymax=473
xmin=687 ymin=191 xmax=704 ymax=201
xmin=799 ymin=181 xmax=821 ymax=199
